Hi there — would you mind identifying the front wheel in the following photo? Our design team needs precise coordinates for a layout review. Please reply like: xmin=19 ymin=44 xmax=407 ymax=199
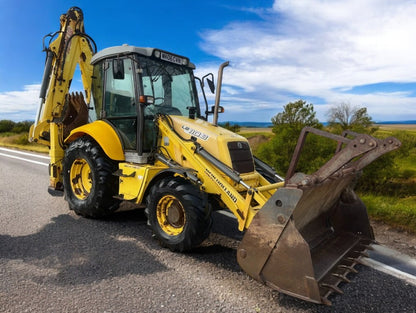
xmin=145 ymin=176 xmax=212 ymax=252
xmin=63 ymin=136 xmax=120 ymax=218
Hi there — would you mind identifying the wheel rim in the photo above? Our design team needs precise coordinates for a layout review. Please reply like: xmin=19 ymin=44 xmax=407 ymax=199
xmin=156 ymin=195 xmax=186 ymax=236
xmin=69 ymin=158 xmax=92 ymax=200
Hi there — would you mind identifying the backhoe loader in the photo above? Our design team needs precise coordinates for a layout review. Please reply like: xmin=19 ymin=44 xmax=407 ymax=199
xmin=29 ymin=7 xmax=401 ymax=305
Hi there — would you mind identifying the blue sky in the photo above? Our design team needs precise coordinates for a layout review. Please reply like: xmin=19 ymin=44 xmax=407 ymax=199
xmin=1 ymin=0 xmax=415 ymax=122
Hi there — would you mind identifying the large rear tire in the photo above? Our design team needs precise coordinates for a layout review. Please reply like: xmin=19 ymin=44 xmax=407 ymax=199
xmin=63 ymin=136 xmax=120 ymax=218
xmin=145 ymin=176 xmax=212 ymax=252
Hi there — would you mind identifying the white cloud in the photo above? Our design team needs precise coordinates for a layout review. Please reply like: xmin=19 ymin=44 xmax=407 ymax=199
xmin=199 ymin=0 xmax=416 ymax=121
xmin=0 ymin=84 xmax=40 ymax=121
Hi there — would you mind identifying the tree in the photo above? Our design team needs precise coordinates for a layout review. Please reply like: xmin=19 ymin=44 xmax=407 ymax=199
xmin=11 ymin=121 xmax=33 ymax=133
xmin=327 ymin=102 xmax=373 ymax=132
xmin=271 ymin=100 xmax=321 ymax=134
xmin=257 ymin=100 xmax=334 ymax=175
xmin=0 ymin=120 xmax=15 ymax=133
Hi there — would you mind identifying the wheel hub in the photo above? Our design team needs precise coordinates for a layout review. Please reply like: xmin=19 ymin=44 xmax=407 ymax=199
xmin=69 ymin=158 xmax=92 ymax=200
xmin=167 ymin=203 xmax=185 ymax=227
xmin=156 ymin=195 xmax=186 ymax=236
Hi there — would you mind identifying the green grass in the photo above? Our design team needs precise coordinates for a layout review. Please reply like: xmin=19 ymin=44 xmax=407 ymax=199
xmin=0 ymin=133 xmax=48 ymax=153
xmin=361 ymin=194 xmax=416 ymax=233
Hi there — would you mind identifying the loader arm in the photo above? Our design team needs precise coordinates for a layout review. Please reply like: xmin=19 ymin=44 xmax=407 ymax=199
xmin=155 ymin=114 xmax=284 ymax=231
xmin=29 ymin=7 xmax=95 ymax=192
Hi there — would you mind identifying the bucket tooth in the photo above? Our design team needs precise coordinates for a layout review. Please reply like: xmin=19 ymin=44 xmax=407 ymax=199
xmin=321 ymin=296 xmax=332 ymax=306
xmin=320 ymin=283 xmax=343 ymax=295
xmin=346 ymin=256 xmax=365 ymax=265
xmin=331 ymin=273 xmax=351 ymax=283
xmin=338 ymin=264 xmax=358 ymax=274
xmin=353 ymin=250 xmax=370 ymax=258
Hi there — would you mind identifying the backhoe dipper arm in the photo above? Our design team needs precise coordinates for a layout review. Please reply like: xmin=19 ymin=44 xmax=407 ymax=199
xmin=29 ymin=7 xmax=95 ymax=192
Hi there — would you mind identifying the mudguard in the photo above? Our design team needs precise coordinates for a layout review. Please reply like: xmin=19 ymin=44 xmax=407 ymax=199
xmin=65 ymin=120 xmax=125 ymax=161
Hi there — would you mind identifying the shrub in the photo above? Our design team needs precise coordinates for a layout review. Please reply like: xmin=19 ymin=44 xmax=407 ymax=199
xmin=0 ymin=120 xmax=15 ymax=133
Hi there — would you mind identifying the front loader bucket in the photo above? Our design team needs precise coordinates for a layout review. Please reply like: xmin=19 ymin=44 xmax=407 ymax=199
xmin=237 ymin=128 xmax=401 ymax=305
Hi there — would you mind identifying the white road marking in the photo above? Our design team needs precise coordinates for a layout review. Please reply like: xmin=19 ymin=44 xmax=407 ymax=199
xmin=0 ymin=147 xmax=49 ymax=159
xmin=363 ymin=244 xmax=416 ymax=286
xmin=362 ymin=257 xmax=416 ymax=286
xmin=0 ymin=149 xmax=49 ymax=167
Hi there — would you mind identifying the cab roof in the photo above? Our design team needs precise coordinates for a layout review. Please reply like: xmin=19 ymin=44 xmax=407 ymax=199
xmin=91 ymin=44 xmax=195 ymax=69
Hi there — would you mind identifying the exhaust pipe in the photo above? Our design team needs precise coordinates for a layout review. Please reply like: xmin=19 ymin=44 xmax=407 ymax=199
xmin=212 ymin=61 xmax=229 ymax=126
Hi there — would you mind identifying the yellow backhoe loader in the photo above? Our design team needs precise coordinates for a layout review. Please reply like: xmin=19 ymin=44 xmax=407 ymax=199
xmin=29 ymin=7 xmax=401 ymax=305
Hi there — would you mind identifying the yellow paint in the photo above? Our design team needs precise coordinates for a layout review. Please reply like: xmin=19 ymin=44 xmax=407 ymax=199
xmin=169 ymin=115 xmax=247 ymax=170
xmin=118 ymin=163 xmax=164 ymax=202
xmin=49 ymin=123 xmax=65 ymax=189
xmin=65 ymin=120 xmax=125 ymax=161
xmin=69 ymin=158 xmax=92 ymax=200
xmin=28 ymin=8 xmax=94 ymax=190
xmin=156 ymin=195 xmax=186 ymax=236
xmin=156 ymin=116 xmax=278 ymax=230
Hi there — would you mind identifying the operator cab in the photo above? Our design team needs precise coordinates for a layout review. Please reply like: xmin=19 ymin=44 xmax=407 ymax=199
xmin=90 ymin=45 xmax=200 ymax=162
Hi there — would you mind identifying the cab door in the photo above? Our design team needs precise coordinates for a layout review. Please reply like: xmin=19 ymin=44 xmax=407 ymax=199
xmin=103 ymin=58 xmax=138 ymax=151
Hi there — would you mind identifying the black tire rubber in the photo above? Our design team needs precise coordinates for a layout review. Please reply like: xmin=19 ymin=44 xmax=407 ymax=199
xmin=145 ymin=176 xmax=212 ymax=252
xmin=63 ymin=136 xmax=120 ymax=218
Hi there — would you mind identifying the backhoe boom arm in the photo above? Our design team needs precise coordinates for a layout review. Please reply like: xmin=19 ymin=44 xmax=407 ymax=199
xmin=29 ymin=7 xmax=95 ymax=191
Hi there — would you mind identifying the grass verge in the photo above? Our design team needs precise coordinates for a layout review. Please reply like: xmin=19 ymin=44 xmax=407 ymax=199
xmin=0 ymin=133 xmax=48 ymax=153
xmin=361 ymin=194 xmax=416 ymax=234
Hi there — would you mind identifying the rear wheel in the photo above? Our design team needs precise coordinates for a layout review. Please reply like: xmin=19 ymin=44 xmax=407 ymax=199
xmin=145 ymin=176 xmax=212 ymax=252
xmin=63 ymin=136 xmax=120 ymax=218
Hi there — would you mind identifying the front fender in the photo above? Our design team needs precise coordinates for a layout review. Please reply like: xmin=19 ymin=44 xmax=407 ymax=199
xmin=65 ymin=120 xmax=125 ymax=161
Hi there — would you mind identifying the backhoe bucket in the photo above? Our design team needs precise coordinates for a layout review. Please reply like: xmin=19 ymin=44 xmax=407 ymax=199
xmin=237 ymin=128 xmax=401 ymax=305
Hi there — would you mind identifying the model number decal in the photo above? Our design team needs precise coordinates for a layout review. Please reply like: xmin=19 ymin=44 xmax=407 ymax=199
xmin=182 ymin=125 xmax=209 ymax=141
xmin=161 ymin=52 xmax=184 ymax=65
xmin=205 ymin=168 xmax=238 ymax=203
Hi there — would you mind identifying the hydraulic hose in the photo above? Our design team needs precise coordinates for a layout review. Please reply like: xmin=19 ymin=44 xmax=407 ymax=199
xmin=39 ymin=50 xmax=54 ymax=101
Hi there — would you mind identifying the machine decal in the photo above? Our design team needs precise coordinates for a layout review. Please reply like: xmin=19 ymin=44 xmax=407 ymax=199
xmin=205 ymin=168 xmax=237 ymax=203
xmin=182 ymin=125 xmax=209 ymax=141
xmin=161 ymin=52 xmax=184 ymax=65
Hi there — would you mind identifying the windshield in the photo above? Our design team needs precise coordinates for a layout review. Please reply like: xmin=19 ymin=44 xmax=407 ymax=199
xmin=138 ymin=57 xmax=199 ymax=116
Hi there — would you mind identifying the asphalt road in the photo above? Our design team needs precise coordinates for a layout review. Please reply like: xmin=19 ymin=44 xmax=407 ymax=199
xmin=1 ymin=148 xmax=416 ymax=313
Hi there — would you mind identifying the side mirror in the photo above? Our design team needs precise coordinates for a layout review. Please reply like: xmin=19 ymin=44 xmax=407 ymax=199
xmin=112 ymin=59 xmax=125 ymax=80
xmin=207 ymin=78 xmax=215 ymax=94
xmin=202 ymin=73 xmax=215 ymax=94
xmin=211 ymin=105 xmax=224 ymax=114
